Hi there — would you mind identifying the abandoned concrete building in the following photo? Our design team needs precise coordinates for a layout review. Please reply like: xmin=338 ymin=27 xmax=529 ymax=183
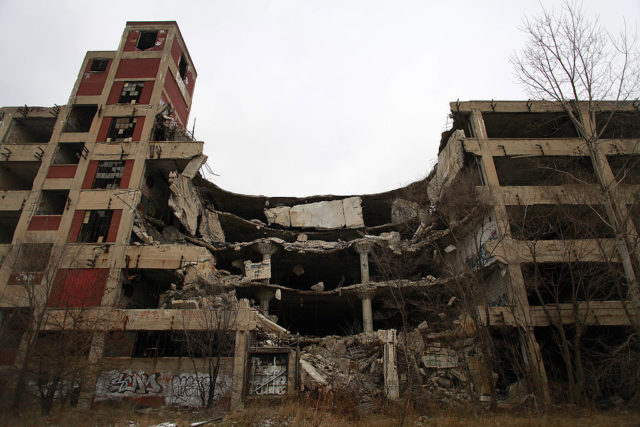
xmin=1 ymin=21 xmax=639 ymax=410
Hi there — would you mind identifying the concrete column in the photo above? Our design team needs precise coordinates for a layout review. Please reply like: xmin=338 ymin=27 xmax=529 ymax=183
xmin=230 ymin=299 xmax=252 ymax=409
xmin=255 ymin=241 xmax=278 ymax=285
xmin=354 ymin=241 xmax=373 ymax=284
xmin=378 ymin=329 xmax=400 ymax=400
xmin=361 ymin=294 xmax=373 ymax=332
xmin=256 ymin=289 xmax=274 ymax=315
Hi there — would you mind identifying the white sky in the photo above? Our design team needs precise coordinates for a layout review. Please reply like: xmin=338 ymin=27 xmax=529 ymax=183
xmin=0 ymin=0 xmax=637 ymax=196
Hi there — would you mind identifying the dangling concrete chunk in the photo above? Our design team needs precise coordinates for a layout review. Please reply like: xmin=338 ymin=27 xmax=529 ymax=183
xmin=168 ymin=171 xmax=202 ymax=236
xmin=199 ymin=209 xmax=225 ymax=243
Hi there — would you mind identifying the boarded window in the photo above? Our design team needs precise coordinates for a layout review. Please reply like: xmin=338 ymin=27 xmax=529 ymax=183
xmin=136 ymin=31 xmax=158 ymax=50
xmin=92 ymin=160 xmax=125 ymax=189
xmin=78 ymin=210 xmax=113 ymax=243
xmin=106 ymin=117 xmax=136 ymax=142
xmin=118 ymin=82 xmax=144 ymax=104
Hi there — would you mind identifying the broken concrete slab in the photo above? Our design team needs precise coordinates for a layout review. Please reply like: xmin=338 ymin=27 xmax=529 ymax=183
xmin=391 ymin=199 xmax=419 ymax=224
xmin=199 ymin=209 xmax=225 ymax=243
xmin=427 ymin=129 xmax=465 ymax=203
xmin=181 ymin=154 xmax=208 ymax=179
xmin=244 ymin=259 xmax=271 ymax=280
xmin=168 ymin=171 xmax=202 ymax=236
xmin=342 ymin=196 xmax=364 ymax=228
xmin=264 ymin=206 xmax=291 ymax=227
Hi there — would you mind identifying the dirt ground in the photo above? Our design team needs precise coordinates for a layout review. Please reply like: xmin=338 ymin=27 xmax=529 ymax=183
xmin=3 ymin=401 xmax=640 ymax=427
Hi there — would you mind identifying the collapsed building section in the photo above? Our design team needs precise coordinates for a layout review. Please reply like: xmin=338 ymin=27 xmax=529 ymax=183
xmin=1 ymin=21 xmax=639 ymax=413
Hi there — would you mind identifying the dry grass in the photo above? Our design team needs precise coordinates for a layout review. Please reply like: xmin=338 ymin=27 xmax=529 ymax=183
xmin=2 ymin=400 xmax=640 ymax=426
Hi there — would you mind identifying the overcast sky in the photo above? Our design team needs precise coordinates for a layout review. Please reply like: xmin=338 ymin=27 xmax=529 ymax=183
xmin=1 ymin=0 xmax=637 ymax=196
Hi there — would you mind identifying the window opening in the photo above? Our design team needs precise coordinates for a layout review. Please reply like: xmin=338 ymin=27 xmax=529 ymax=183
xmin=106 ymin=117 xmax=136 ymax=142
xmin=178 ymin=54 xmax=187 ymax=80
xmin=64 ymin=105 xmax=97 ymax=132
xmin=118 ymin=82 xmax=144 ymax=104
xmin=0 ymin=211 xmax=21 ymax=243
xmin=78 ymin=210 xmax=113 ymax=243
xmin=89 ymin=58 xmax=108 ymax=72
xmin=0 ymin=162 xmax=40 ymax=190
xmin=36 ymin=190 xmax=68 ymax=215
xmin=53 ymin=143 xmax=85 ymax=165
xmin=136 ymin=31 xmax=158 ymax=50
xmin=3 ymin=117 xmax=56 ymax=144
xmin=92 ymin=161 xmax=125 ymax=189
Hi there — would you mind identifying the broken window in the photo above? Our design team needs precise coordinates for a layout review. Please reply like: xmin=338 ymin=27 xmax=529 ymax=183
xmin=89 ymin=58 xmax=108 ymax=72
xmin=53 ymin=143 xmax=85 ymax=165
xmin=3 ymin=117 xmax=56 ymax=144
xmin=178 ymin=54 xmax=188 ymax=80
xmin=0 ymin=211 xmax=21 ymax=243
xmin=247 ymin=353 xmax=289 ymax=396
xmin=106 ymin=117 xmax=136 ymax=142
xmin=0 ymin=161 xmax=40 ymax=190
xmin=118 ymin=82 xmax=144 ymax=104
xmin=92 ymin=160 xmax=125 ymax=189
xmin=136 ymin=31 xmax=158 ymax=50
xmin=36 ymin=190 xmax=68 ymax=215
xmin=78 ymin=210 xmax=113 ymax=243
xmin=63 ymin=105 xmax=97 ymax=132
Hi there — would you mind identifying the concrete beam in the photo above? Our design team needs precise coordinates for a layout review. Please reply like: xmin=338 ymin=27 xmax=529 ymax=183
xmin=463 ymin=138 xmax=640 ymax=157
xmin=124 ymin=244 xmax=212 ymax=269
xmin=0 ymin=191 xmax=29 ymax=211
xmin=487 ymin=239 xmax=619 ymax=263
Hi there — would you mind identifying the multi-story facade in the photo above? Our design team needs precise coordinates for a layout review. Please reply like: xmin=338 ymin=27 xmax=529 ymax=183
xmin=2 ymin=22 xmax=638 ymax=409
xmin=434 ymin=100 xmax=640 ymax=398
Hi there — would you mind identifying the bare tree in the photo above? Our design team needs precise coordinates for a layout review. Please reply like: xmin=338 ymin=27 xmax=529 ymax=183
xmin=511 ymin=0 xmax=640 ymax=326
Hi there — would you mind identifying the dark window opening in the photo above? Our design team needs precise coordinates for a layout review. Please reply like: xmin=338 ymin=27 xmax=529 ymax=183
xmin=136 ymin=31 xmax=158 ymax=50
xmin=89 ymin=58 xmax=108 ymax=72
xmin=483 ymin=112 xmax=578 ymax=139
xmin=596 ymin=112 xmax=640 ymax=139
xmin=132 ymin=331 xmax=235 ymax=358
xmin=36 ymin=190 xmax=68 ymax=215
xmin=0 ymin=161 xmax=40 ymax=190
xmin=35 ymin=331 xmax=92 ymax=357
xmin=0 ymin=211 xmax=20 ymax=243
xmin=63 ymin=105 xmax=97 ymax=133
xmin=118 ymin=82 xmax=144 ymax=104
xmin=8 ymin=243 xmax=52 ymax=286
xmin=53 ymin=143 xmax=84 ymax=165
xmin=78 ymin=210 xmax=113 ymax=243
xmin=178 ymin=54 xmax=188 ymax=80
xmin=106 ymin=117 xmax=136 ymax=142
xmin=607 ymin=155 xmax=640 ymax=184
xmin=118 ymin=268 xmax=180 ymax=309
xmin=494 ymin=156 xmax=595 ymax=186
xmin=137 ymin=163 xmax=173 ymax=224
xmin=103 ymin=331 xmax=137 ymax=357
xmin=508 ymin=205 xmax=613 ymax=240
xmin=92 ymin=160 xmax=125 ymax=189
xmin=0 ymin=308 xmax=31 ymax=365
xmin=3 ymin=117 xmax=56 ymax=144
xmin=523 ymin=262 xmax=627 ymax=304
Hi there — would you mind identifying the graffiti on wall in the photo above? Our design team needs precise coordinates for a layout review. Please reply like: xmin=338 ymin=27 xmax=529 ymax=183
xmin=95 ymin=370 xmax=230 ymax=407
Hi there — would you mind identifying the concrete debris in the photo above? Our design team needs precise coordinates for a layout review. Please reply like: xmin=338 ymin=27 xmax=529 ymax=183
xmin=181 ymin=154 xmax=208 ymax=179
xmin=168 ymin=171 xmax=202 ymax=236
xmin=244 ymin=259 xmax=271 ymax=280
xmin=427 ymin=129 xmax=465 ymax=203
xmin=391 ymin=199 xmax=419 ymax=223
xmin=198 ymin=209 xmax=225 ymax=243
xmin=444 ymin=244 xmax=457 ymax=254
xmin=264 ymin=197 xmax=364 ymax=229
xmin=310 ymin=282 xmax=324 ymax=292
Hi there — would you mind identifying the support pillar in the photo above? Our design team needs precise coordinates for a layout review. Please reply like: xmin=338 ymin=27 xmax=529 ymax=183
xmin=256 ymin=289 xmax=274 ymax=315
xmin=354 ymin=240 xmax=373 ymax=284
xmin=255 ymin=241 xmax=278 ymax=285
xmin=378 ymin=329 xmax=400 ymax=400
xmin=359 ymin=290 xmax=375 ymax=333
xmin=230 ymin=299 xmax=252 ymax=409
